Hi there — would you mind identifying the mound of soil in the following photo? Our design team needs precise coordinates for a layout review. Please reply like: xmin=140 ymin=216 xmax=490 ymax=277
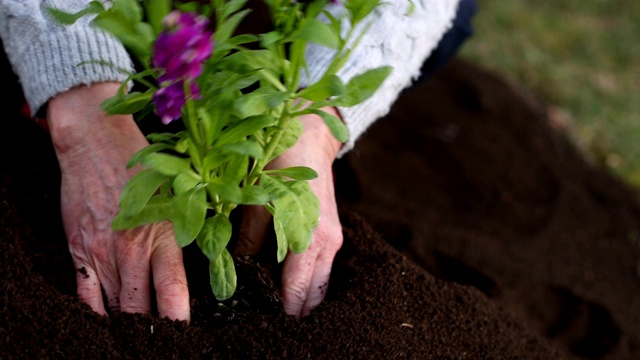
xmin=1 ymin=54 xmax=639 ymax=359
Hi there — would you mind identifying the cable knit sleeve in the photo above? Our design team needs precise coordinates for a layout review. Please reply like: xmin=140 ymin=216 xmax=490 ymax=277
xmin=0 ymin=0 xmax=134 ymax=116
xmin=300 ymin=0 xmax=461 ymax=157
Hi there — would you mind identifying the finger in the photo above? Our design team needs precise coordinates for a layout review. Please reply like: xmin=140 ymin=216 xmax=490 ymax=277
xmin=281 ymin=250 xmax=317 ymax=317
xmin=151 ymin=234 xmax=190 ymax=322
xmin=234 ymin=205 xmax=272 ymax=256
xmin=68 ymin=232 xmax=121 ymax=315
xmin=281 ymin=217 xmax=344 ymax=317
xmin=89 ymin=256 xmax=122 ymax=315
xmin=300 ymin=250 xmax=336 ymax=317
xmin=74 ymin=263 xmax=107 ymax=316
xmin=96 ymin=270 xmax=122 ymax=315
xmin=117 ymin=244 xmax=152 ymax=315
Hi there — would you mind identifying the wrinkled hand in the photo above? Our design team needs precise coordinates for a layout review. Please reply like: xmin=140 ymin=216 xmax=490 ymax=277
xmin=47 ymin=83 xmax=190 ymax=322
xmin=236 ymin=107 xmax=344 ymax=318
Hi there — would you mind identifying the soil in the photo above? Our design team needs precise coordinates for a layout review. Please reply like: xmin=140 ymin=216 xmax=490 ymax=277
xmin=1 ymin=52 xmax=640 ymax=359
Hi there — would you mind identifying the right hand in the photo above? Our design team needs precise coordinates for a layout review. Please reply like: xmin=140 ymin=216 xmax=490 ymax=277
xmin=235 ymin=107 xmax=345 ymax=318
xmin=47 ymin=82 xmax=190 ymax=322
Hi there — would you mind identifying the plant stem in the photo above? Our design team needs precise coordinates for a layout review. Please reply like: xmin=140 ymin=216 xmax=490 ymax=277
xmin=246 ymin=102 xmax=291 ymax=185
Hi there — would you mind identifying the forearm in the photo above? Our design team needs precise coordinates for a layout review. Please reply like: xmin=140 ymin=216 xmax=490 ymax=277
xmin=0 ymin=0 xmax=133 ymax=116
xmin=301 ymin=0 xmax=461 ymax=157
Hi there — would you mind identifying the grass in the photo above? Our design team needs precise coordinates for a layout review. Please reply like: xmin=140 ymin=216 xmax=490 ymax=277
xmin=458 ymin=0 xmax=640 ymax=186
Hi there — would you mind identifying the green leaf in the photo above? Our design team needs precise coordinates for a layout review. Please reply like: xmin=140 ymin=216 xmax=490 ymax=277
xmin=271 ymin=116 xmax=303 ymax=159
xmin=273 ymin=216 xmax=288 ymax=263
xmin=172 ymin=172 xmax=201 ymax=195
xmin=405 ymin=0 xmax=416 ymax=16
xmin=46 ymin=1 xmax=105 ymax=25
xmin=223 ymin=154 xmax=250 ymax=184
xmin=233 ymin=88 xmax=290 ymax=118
xmin=216 ymin=115 xmax=275 ymax=146
xmin=204 ymin=95 xmax=238 ymax=137
xmin=111 ymin=0 xmax=143 ymax=23
xmin=144 ymin=0 xmax=171 ymax=35
xmin=93 ymin=10 xmax=137 ymax=41
xmin=198 ymin=108 xmax=220 ymax=147
xmin=172 ymin=187 xmax=207 ymax=247
xmin=227 ymin=34 xmax=259 ymax=47
xmin=305 ymin=108 xmax=349 ymax=143
xmin=209 ymin=248 xmax=236 ymax=301
xmin=134 ymin=102 xmax=156 ymax=123
xmin=202 ymin=152 xmax=228 ymax=172
xmin=330 ymin=66 xmax=392 ymax=107
xmin=127 ymin=143 xmax=174 ymax=168
xmin=285 ymin=18 xmax=338 ymax=49
xmin=201 ymin=72 xmax=258 ymax=100
xmin=140 ymin=153 xmax=193 ymax=177
xmin=305 ymin=0 xmax=328 ymax=19
xmin=217 ymin=50 xmax=279 ymax=74
xmin=221 ymin=141 xmax=265 ymax=160
xmin=216 ymin=8 xmax=252 ymax=44
xmin=297 ymin=75 xmax=345 ymax=101
xmin=118 ymin=169 xmax=169 ymax=218
xmin=208 ymin=178 xmax=243 ymax=204
xmin=221 ymin=0 xmax=249 ymax=19
xmin=134 ymin=22 xmax=157 ymax=53
xmin=240 ymin=185 xmax=271 ymax=205
xmin=259 ymin=31 xmax=283 ymax=48
xmin=146 ymin=132 xmax=182 ymax=144
xmin=93 ymin=11 xmax=152 ymax=65
xmin=175 ymin=1 xmax=201 ymax=13
xmin=263 ymin=166 xmax=318 ymax=181
xmin=260 ymin=175 xmax=320 ymax=254
xmin=346 ymin=0 xmax=382 ymax=25
xmin=175 ymin=138 xmax=189 ymax=154
xmin=100 ymin=90 xmax=153 ymax=115
xmin=322 ymin=9 xmax=343 ymax=48
xmin=196 ymin=214 xmax=232 ymax=262
xmin=112 ymin=195 xmax=173 ymax=230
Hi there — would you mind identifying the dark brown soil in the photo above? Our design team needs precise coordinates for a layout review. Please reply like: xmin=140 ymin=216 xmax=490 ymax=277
xmin=1 ymin=53 xmax=639 ymax=359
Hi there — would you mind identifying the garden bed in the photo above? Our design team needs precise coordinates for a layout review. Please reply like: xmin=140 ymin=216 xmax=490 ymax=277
xmin=1 ymin=56 xmax=639 ymax=359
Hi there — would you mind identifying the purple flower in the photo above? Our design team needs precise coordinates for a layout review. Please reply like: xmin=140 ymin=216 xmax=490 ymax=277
xmin=152 ymin=11 xmax=213 ymax=124
xmin=153 ymin=81 xmax=186 ymax=125
xmin=153 ymin=11 xmax=214 ymax=83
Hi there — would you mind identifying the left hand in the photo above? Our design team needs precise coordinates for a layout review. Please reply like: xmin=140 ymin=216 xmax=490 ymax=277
xmin=235 ymin=106 xmax=344 ymax=317
xmin=48 ymin=83 xmax=190 ymax=322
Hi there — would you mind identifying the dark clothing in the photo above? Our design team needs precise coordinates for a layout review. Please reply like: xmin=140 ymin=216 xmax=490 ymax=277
xmin=415 ymin=0 xmax=478 ymax=84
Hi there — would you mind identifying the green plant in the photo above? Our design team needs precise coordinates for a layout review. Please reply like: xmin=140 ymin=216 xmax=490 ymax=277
xmin=49 ymin=0 xmax=391 ymax=300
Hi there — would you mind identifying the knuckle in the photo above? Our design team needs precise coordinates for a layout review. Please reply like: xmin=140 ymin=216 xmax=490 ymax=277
xmin=283 ymin=282 xmax=308 ymax=307
xmin=83 ymin=238 xmax=110 ymax=261
xmin=76 ymin=283 xmax=96 ymax=301
xmin=155 ymin=277 xmax=188 ymax=300
xmin=313 ymin=222 xmax=344 ymax=252
xmin=121 ymin=304 xmax=149 ymax=314
xmin=117 ymin=241 xmax=150 ymax=263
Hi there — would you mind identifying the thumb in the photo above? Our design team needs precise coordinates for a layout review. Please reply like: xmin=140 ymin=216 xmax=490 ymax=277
xmin=234 ymin=205 xmax=272 ymax=256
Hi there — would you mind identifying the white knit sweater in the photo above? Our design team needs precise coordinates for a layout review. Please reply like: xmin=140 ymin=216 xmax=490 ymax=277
xmin=0 ymin=0 xmax=460 ymax=156
xmin=0 ymin=0 xmax=134 ymax=116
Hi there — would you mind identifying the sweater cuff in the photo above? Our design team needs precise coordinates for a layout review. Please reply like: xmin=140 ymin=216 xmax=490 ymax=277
xmin=15 ymin=28 xmax=133 ymax=117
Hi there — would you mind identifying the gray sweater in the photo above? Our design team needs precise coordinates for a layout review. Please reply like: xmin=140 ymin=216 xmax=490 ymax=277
xmin=0 ymin=0 xmax=460 ymax=156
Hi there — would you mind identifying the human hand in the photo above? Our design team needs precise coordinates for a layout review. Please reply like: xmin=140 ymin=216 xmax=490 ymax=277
xmin=47 ymin=83 xmax=190 ymax=322
xmin=236 ymin=107 xmax=344 ymax=318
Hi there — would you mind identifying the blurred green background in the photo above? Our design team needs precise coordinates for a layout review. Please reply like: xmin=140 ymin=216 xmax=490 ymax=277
xmin=458 ymin=0 xmax=640 ymax=186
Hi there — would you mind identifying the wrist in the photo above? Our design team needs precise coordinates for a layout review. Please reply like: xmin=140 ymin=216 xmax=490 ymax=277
xmin=47 ymin=83 xmax=139 ymax=155
xmin=299 ymin=106 xmax=343 ymax=161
